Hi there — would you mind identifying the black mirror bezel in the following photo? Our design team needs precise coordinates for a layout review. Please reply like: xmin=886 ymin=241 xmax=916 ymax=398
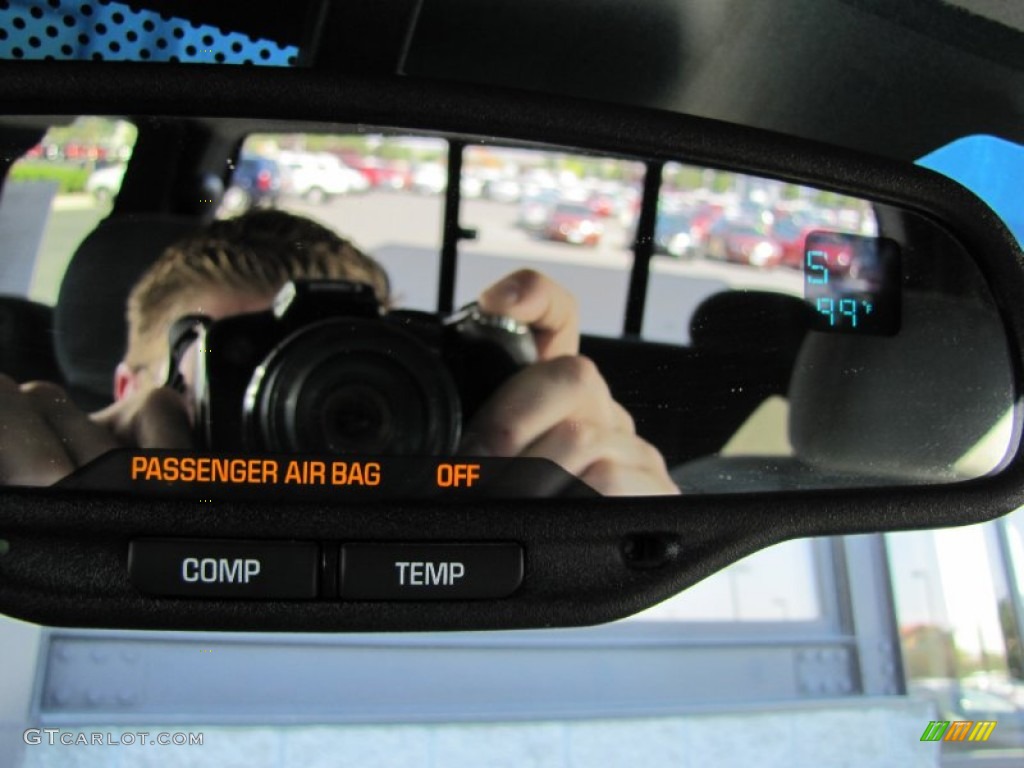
xmin=1 ymin=61 xmax=1022 ymax=632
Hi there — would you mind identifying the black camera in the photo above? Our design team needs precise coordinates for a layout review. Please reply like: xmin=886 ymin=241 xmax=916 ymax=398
xmin=168 ymin=280 xmax=537 ymax=455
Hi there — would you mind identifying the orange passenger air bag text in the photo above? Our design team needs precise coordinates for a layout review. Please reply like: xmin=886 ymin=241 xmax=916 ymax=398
xmin=131 ymin=456 xmax=279 ymax=484
xmin=129 ymin=456 xmax=383 ymax=486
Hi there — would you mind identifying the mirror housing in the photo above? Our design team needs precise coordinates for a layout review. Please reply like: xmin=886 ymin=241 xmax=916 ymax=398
xmin=0 ymin=61 xmax=1022 ymax=631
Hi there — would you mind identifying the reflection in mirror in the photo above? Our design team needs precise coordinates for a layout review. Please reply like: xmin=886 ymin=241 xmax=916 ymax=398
xmin=646 ymin=163 xmax=1014 ymax=492
xmin=455 ymin=145 xmax=644 ymax=337
xmin=0 ymin=117 xmax=1016 ymax=499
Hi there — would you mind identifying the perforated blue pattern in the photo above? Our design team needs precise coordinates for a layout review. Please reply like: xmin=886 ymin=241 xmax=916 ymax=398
xmin=0 ymin=0 xmax=298 ymax=65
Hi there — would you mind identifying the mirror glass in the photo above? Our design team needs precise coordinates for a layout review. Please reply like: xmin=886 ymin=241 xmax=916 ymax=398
xmin=0 ymin=116 xmax=1016 ymax=499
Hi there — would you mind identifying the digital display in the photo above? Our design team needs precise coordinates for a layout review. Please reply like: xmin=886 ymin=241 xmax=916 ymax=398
xmin=804 ymin=231 xmax=901 ymax=335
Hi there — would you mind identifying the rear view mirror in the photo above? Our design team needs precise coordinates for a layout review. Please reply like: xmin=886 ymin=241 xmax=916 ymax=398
xmin=6 ymin=126 xmax=1015 ymax=499
xmin=0 ymin=63 xmax=1022 ymax=631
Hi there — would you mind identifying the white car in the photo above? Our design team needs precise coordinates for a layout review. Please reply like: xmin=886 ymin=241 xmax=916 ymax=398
xmin=84 ymin=163 xmax=126 ymax=203
xmin=277 ymin=151 xmax=368 ymax=203
xmin=411 ymin=162 xmax=447 ymax=195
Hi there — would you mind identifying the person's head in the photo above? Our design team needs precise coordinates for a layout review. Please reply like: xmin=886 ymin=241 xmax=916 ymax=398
xmin=115 ymin=209 xmax=390 ymax=401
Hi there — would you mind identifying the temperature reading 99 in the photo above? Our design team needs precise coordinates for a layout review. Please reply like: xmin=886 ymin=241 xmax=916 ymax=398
xmin=803 ymin=231 xmax=901 ymax=336
xmin=813 ymin=296 xmax=873 ymax=329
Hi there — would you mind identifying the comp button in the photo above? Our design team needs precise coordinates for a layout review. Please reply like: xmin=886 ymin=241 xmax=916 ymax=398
xmin=129 ymin=539 xmax=318 ymax=599
xmin=340 ymin=543 xmax=523 ymax=599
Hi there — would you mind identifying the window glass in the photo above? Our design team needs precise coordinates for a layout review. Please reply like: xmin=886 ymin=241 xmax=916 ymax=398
xmin=889 ymin=527 xmax=1010 ymax=678
xmin=231 ymin=133 xmax=445 ymax=311
xmin=4 ymin=116 xmax=137 ymax=305
xmin=456 ymin=145 xmax=643 ymax=336
xmin=1005 ymin=510 xmax=1024 ymax=679
xmin=1008 ymin=510 xmax=1024 ymax=599
xmin=888 ymin=521 xmax=1024 ymax=755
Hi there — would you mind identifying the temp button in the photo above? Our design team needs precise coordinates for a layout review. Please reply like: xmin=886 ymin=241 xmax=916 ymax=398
xmin=340 ymin=543 xmax=523 ymax=600
xmin=129 ymin=539 xmax=319 ymax=599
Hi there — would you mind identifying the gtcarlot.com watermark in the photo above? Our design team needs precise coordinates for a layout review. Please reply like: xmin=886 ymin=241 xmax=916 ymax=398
xmin=24 ymin=729 xmax=204 ymax=747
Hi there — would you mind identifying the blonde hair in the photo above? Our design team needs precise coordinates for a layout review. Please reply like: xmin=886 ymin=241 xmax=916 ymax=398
xmin=125 ymin=210 xmax=390 ymax=374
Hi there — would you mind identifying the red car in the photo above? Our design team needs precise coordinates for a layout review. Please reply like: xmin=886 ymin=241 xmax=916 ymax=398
xmin=687 ymin=203 xmax=725 ymax=251
xmin=544 ymin=202 xmax=604 ymax=246
xmin=337 ymin=153 xmax=410 ymax=190
xmin=586 ymin=192 xmax=616 ymax=217
xmin=704 ymin=218 xmax=783 ymax=267
xmin=774 ymin=219 xmax=821 ymax=269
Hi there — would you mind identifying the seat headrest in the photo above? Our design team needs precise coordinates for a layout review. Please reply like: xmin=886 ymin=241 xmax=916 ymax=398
xmin=0 ymin=296 xmax=62 ymax=383
xmin=789 ymin=292 xmax=1015 ymax=480
xmin=689 ymin=290 xmax=812 ymax=355
xmin=54 ymin=215 xmax=200 ymax=409
xmin=671 ymin=292 xmax=1016 ymax=493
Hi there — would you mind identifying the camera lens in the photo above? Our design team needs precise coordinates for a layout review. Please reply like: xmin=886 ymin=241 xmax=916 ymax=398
xmin=245 ymin=319 xmax=461 ymax=455
xmin=289 ymin=354 xmax=428 ymax=454
xmin=320 ymin=385 xmax=392 ymax=452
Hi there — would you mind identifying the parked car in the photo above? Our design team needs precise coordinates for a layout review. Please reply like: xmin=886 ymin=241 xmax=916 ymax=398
xmin=587 ymin=191 xmax=616 ymax=217
xmin=83 ymin=163 xmax=125 ymax=203
xmin=773 ymin=213 xmax=849 ymax=271
xmin=277 ymin=151 xmax=368 ymax=203
xmin=339 ymin=153 xmax=410 ymax=191
xmin=221 ymin=154 xmax=282 ymax=215
xmin=517 ymin=188 xmax=561 ymax=231
xmin=653 ymin=209 xmax=697 ymax=258
xmin=688 ymin=203 xmax=726 ymax=252
xmin=484 ymin=176 xmax=522 ymax=203
xmin=543 ymin=201 xmax=604 ymax=245
xmin=410 ymin=162 xmax=447 ymax=195
xmin=704 ymin=218 xmax=783 ymax=267
xmin=773 ymin=216 xmax=816 ymax=270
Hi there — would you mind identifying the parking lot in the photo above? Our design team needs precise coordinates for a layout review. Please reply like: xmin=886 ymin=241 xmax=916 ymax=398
xmin=286 ymin=191 xmax=805 ymax=342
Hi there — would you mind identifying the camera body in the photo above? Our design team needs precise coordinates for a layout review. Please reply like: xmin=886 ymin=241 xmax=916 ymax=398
xmin=182 ymin=280 xmax=537 ymax=455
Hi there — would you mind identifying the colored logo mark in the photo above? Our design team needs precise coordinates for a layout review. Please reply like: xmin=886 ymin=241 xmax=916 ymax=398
xmin=920 ymin=721 xmax=997 ymax=742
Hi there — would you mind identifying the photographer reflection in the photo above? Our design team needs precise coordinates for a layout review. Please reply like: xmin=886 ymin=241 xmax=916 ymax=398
xmin=0 ymin=211 xmax=677 ymax=495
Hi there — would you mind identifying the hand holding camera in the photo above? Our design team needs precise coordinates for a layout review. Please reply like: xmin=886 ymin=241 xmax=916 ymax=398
xmin=467 ymin=271 xmax=678 ymax=496
xmin=0 ymin=270 xmax=676 ymax=495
